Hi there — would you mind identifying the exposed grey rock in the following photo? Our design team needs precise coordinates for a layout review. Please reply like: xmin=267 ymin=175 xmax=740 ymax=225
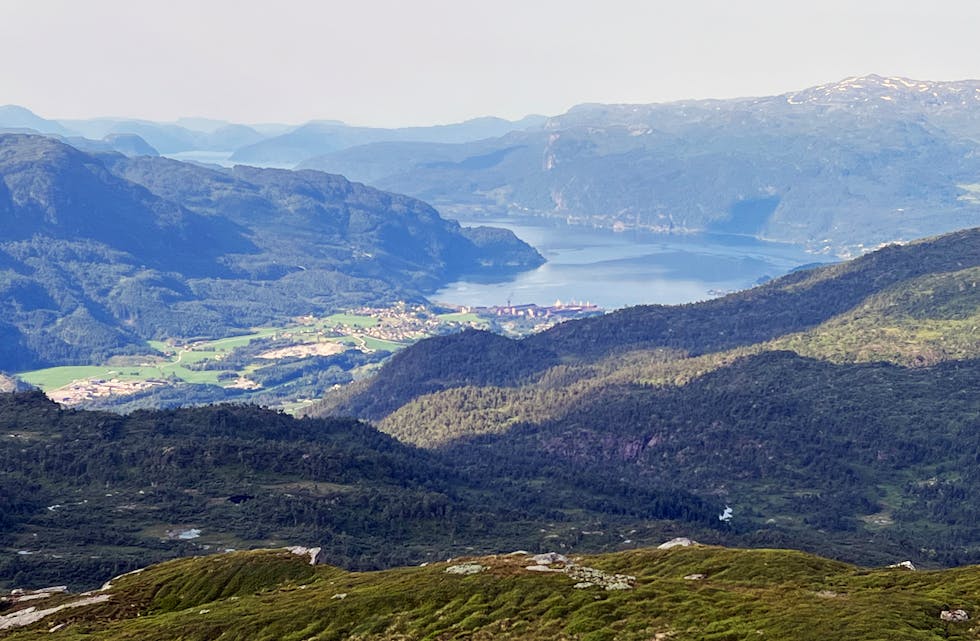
xmin=887 ymin=560 xmax=916 ymax=571
xmin=532 ymin=552 xmax=569 ymax=565
xmin=0 ymin=593 xmax=111 ymax=630
xmin=445 ymin=563 xmax=485 ymax=575
xmin=683 ymin=573 xmax=706 ymax=581
xmin=604 ymin=580 xmax=633 ymax=591
xmin=284 ymin=546 xmax=324 ymax=566
xmin=525 ymin=565 xmax=559 ymax=572
xmin=658 ymin=537 xmax=698 ymax=550
xmin=941 ymin=609 xmax=969 ymax=622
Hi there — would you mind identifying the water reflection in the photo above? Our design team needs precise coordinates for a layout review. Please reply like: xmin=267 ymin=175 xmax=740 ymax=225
xmin=437 ymin=217 xmax=823 ymax=309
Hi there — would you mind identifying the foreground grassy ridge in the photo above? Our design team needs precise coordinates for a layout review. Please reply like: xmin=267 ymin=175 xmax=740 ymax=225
xmin=4 ymin=546 xmax=980 ymax=640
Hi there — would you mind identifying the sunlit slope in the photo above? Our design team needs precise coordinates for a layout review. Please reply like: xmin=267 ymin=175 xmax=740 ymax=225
xmin=4 ymin=546 xmax=979 ymax=641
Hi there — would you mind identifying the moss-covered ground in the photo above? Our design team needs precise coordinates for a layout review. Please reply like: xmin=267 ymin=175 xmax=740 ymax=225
xmin=4 ymin=545 xmax=980 ymax=640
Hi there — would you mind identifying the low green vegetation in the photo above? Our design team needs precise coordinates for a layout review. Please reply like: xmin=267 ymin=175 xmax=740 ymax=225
xmin=4 ymin=545 xmax=980 ymax=640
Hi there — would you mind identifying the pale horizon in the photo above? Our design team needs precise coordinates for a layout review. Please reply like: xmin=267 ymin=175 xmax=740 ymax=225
xmin=4 ymin=0 xmax=980 ymax=128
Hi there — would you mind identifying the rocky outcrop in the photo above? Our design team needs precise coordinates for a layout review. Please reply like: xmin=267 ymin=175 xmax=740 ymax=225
xmin=657 ymin=537 xmax=699 ymax=550
xmin=941 ymin=609 xmax=969 ymax=622
xmin=445 ymin=563 xmax=485 ymax=575
xmin=0 ymin=594 xmax=111 ymax=631
xmin=520 ymin=551 xmax=636 ymax=591
xmin=284 ymin=546 xmax=324 ymax=566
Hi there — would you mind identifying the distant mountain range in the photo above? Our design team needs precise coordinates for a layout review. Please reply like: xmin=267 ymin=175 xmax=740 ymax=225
xmin=7 ymin=76 xmax=980 ymax=254
xmin=0 ymin=104 xmax=547 ymax=159
xmin=0 ymin=134 xmax=541 ymax=370
xmin=299 ymin=75 xmax=980 ymax=254
xmin=229 ymin=115 xmax=549 ymax=165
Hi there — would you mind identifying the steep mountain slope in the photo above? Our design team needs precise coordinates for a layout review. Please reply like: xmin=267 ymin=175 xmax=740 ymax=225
xmin=300 ymin=75 xmax=980 ymax=255
xmin=0 ymin=135 xmax=541 ymax=369
xmin=3 ymin=545 xmax=978 ymax=641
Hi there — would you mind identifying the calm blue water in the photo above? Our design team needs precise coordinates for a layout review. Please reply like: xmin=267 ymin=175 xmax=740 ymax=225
xmin=435 ymin=217 xmax=823 ymax=310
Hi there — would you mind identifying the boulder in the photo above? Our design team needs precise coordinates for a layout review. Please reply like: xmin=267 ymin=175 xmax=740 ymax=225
xmin=284 ymin=546 xmax=324 ymax=566
xmin=532 ymin=552 xmax=569 ymax=565
xmin=941 ymin=609 xmax=969 ymax=622
xmin=445 ymin=563 xmax=485 ymax=575
xmin=658 ymin=537 xmax=698 ymax=550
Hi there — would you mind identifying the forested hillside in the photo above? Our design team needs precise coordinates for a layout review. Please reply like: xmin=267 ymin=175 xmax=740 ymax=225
xmin=0 ymin=392 xmax=722 ymax=590
xmin=0 ymin=134 xmax=541 ymax=370
xmin=314 ymin=227 xmax=980 ymax=420
xmin=306 ymin=227 xmax=980 ymax=570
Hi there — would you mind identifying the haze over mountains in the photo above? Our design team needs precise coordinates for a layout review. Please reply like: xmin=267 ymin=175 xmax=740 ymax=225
xmin=7 ymin=74 xmax=980 ymax=256
xmin=301 ymin=75 xmax=980 ymax=255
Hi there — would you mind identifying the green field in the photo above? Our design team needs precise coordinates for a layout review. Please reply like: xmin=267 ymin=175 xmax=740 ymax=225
xmin=15 ymin=307 xmax=507 ymax=406
xmin=16 ymin=313 xmax=422 ymax=399
xmin=359 ymin=336 xmax=407 ymax=352
xmin=18 ymin=329 xmax=284 ymax=391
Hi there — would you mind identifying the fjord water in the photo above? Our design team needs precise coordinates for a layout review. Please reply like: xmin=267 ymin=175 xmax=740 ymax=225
xmin=437 ymin=216 xmax=823 ymax=309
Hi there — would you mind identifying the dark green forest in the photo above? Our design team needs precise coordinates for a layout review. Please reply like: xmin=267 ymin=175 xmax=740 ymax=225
xmin=0 ymin=392 xmax=722 ymax=590
xmin=301 ymin=227 xmax=980 ymax=573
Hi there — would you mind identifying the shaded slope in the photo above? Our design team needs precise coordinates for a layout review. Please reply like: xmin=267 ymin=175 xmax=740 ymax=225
xmin=0 ymin=134 xmax=250 ymax=274
xmin=0 ymin=392 xmax=723 ymax=590
xmin=376 ymin=352 xmax=980 ymax=568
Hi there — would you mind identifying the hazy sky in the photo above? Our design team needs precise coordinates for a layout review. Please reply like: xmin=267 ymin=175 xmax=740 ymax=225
xmin=4 ymin=0 xmax=980 ymax=126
